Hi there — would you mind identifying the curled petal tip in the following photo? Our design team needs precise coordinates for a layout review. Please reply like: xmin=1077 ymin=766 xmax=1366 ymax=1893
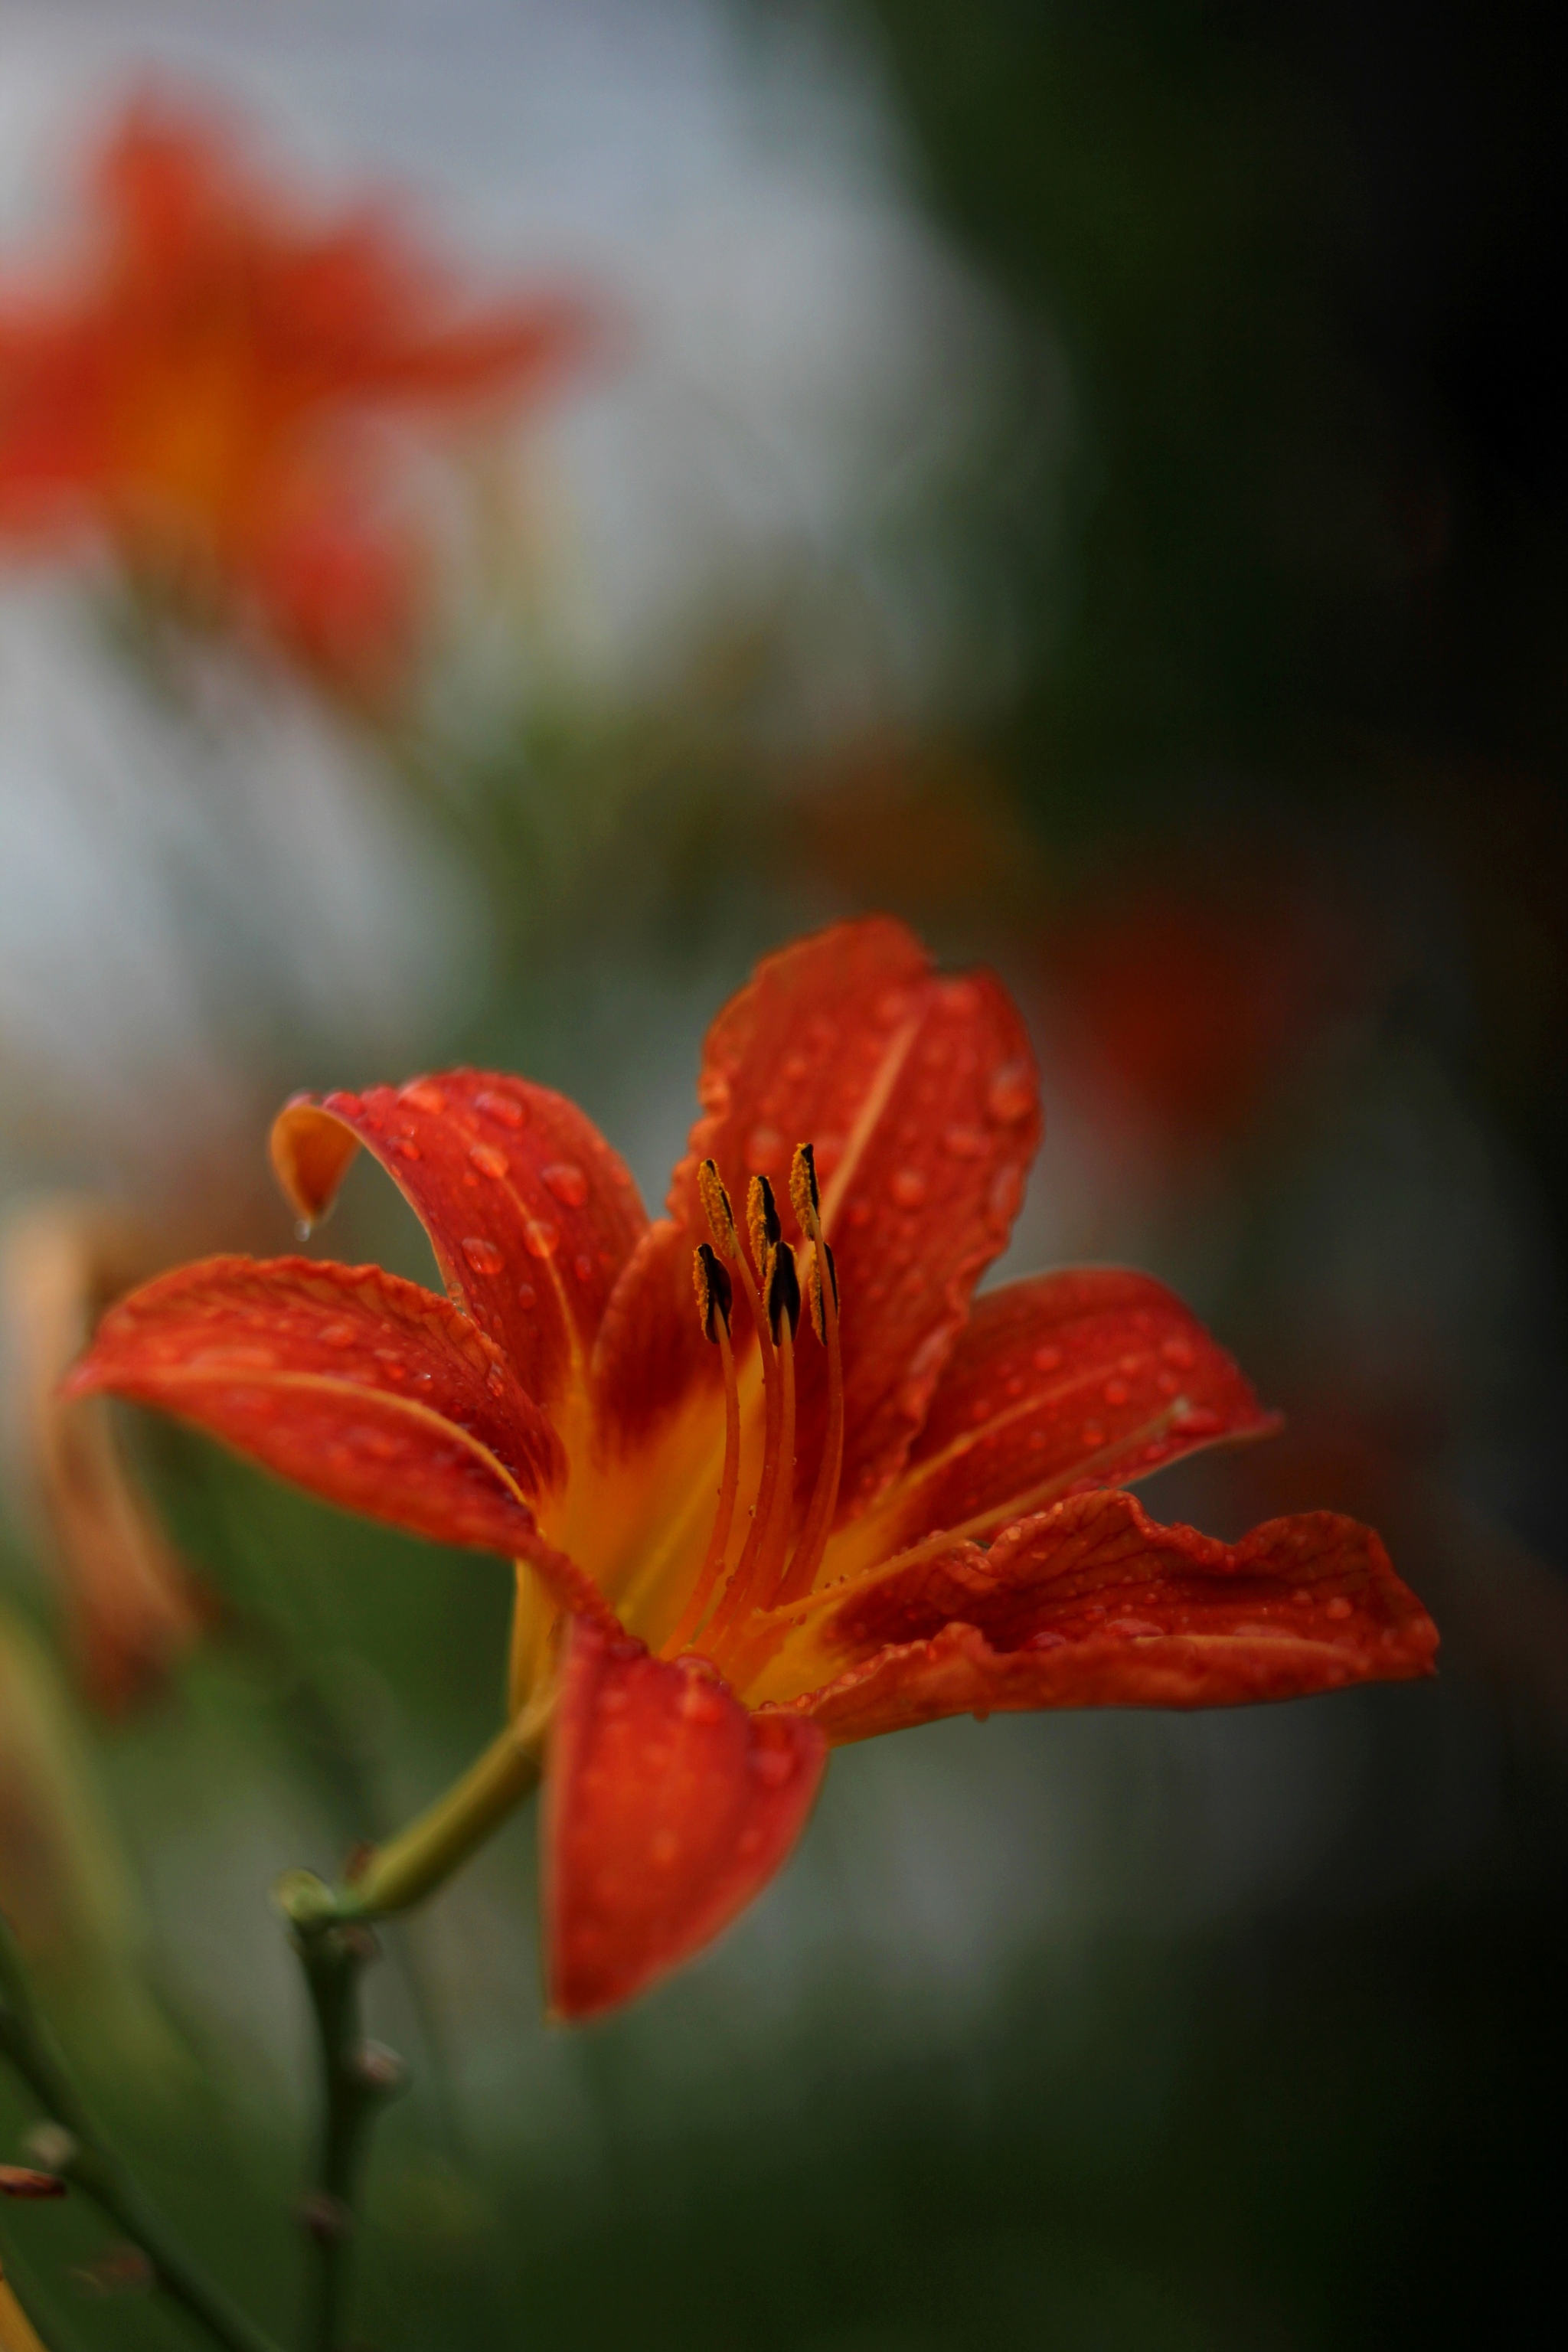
xmin=270 ymin=1098 xmax=360 ymax=1226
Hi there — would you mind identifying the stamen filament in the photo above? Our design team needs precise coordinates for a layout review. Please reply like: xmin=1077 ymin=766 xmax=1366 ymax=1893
xmin=663 ymin=1314 xmax=741 ymax=1654
xmin=773 ymin=1148 xmax=844 ymax=1606
xmin=707 ymin=1246 xmax=796 ymax=1650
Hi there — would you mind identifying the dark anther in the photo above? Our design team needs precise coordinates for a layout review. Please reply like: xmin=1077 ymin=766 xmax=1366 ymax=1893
xmin=789 ymin=1141 xmax=820 ymax=1230
xmin=692 ymin=1242 xmax=733 ymax=1341
xmin=697 ymin=1159 xmax=738 ymax=1256
xmin=747 ymin=1173 xmax=782 ymax=1275
xmin=807 ymin=1241 xmax=838 ymax=1343
xmin=766 ymin=1241 xmax=802 ymax=1342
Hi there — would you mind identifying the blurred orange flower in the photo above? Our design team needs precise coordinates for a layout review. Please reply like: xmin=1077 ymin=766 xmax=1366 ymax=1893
xmin=0 ymin=96 xmax=597 ymax=696
xmin=1044 ymin=854 xmax=1372 ymax=1152
xmin=2 ymin=1202 xmax=209 ymax=1713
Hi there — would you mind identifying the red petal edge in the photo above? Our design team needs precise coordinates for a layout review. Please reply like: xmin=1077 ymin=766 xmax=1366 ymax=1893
xmin=794 ymin=1488 xmax=1438 ymax=1746
xmin=65 ymin=1253 xmax=572 ymax=1570
xmin=544 ymin=1618 xmax=826 ymax=2020
xmin=271 ymin=1070 xmax=648 ymax=1419
xmin=877 ymin=1266 xmax=1277 ymax=1546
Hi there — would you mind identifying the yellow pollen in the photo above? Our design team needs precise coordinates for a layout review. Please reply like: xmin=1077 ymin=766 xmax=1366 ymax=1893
xmin=697 ymin=1159 xmax=739 ymax=1258
xmin=691 ymin=1240 xmax=732 ymax=1342
xmin=671 ymin=1143 xmax=848 ymax=1681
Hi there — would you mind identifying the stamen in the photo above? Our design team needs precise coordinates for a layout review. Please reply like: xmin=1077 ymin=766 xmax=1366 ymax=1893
xmin=746 ymin=1173 xmax=782 ymax=1279
xmin=707 ymin=1239 xmax=799 ymax=1650
xmin=691 ymin=1237 xmax=733 ymax=1343
xmin=699 ymin=1157 xmax=772 ymax=1361
xmin=663 ymin=1245 xmax=743 ymax=1654
xmin=773 ymin=1143 xmax=844 ymax=1606
xmin=697 ymin=1159 xmax=740 ymax=1258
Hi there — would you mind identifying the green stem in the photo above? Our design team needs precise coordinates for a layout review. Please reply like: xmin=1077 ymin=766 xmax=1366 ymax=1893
xmin=341 ymin=1713 xmax=544 ymax=1921
xmin=0 ymin=1913 xmax=282 ymax=2352
xmin=268 ymin=1710 xmax=544 ymax=2344
xmin=289 ymin=1923 xmax=403 ymax=2352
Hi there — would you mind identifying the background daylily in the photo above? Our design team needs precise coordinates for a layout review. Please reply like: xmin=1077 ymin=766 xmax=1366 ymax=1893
xmin=69 ymin=918 xmax=1437 ymax=2019
xmin=0 ymin=95 xmax=596 ymax=697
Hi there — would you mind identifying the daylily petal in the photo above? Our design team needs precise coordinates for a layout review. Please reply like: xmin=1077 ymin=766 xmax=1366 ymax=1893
xmin=667 ymin=916 xmax=1041 ymax=1520
xmin=761 ymin=1488 xmax=1437 ymax=1736
xmin=590 ymin=1217 xmax=724 ymax=1459
xmin=854 ymin=1268 xmax=1277 ymax=1556
xmin=65 ymin=1253 xmax=577 ymax=1572
xmin=271 ymin=1071 xmax=648 ymax=1423
xmin=544 ymin=1618 xmax=826 ymax=2019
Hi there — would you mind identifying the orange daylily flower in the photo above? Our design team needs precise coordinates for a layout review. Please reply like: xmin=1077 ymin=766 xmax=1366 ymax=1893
xmin=0 ymin=95 xmax=596 ymax=694
xmin=67 ymin=920 xmax=1437 ymax=2017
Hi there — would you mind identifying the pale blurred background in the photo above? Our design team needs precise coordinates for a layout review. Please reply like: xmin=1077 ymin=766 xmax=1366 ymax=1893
xmin=1 ymin=3 xmax=1564 ymax=2347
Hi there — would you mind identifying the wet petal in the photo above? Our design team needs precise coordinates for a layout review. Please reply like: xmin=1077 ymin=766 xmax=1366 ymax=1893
xmin=544 ymin=1618 xmax=825 ymax=2019
xmin=766 ymin=1488 xmax=1437 ymax=1740
xmin=65 ymin=1253 xmax=583 ymax=1579
xmin=590 ymin=1218 xmax=724 ymax=1459
xmin=862 ymin=1268 xmax=1276 ymax=1553
xmin=667 ymin=917 xmax=1041 ymax=1519
xmin=272 ymin=1071 xmax=648 ymax=1420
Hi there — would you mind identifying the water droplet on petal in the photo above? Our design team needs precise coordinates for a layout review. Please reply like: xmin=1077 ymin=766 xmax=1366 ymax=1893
xmin=573 ymin=1253 xmax=594 ymax=1282
xmin=987 ymin=1063 xmax=1035 ymax=1123
xmin=1104 ymin=1380 xmax=1130 ymax=1406
xmin=1325 ymin=1596 xmax=1354 ymax=1621
xmin=890 ymin=1168 xmax=927 ymax=1209
xmin=541 ymin=1161 xmax=589 ymax=1207
xmin=319 ymin=1321 xmax=357 ymax=1348
xmin=745 ymin=1125 xmax=784 ymax=1174
xmin=462 ymin=1236 xmax=505 ymax=1276
xmin=1171 ymin=1405 xmax=1222 ymax=1437
xmin=680 ymin=1681 xmax=725 ymax=1725
xmin=1026 ymin=1629 xmax=1067 ymax=1651
xmin=988 ymin=1164 xmax=1024 ymax=1223
xmin=1033 ymin=1345 xmax=1063 ymax=1374
xmin=524 ymin=1220 xmax=560 ymax=1259
xmin=475 ymin=1088 xmax=526 ymax=1129
xmin=392 ymin=1135 xmax=422 ymax=1161
xmin=1161 ymin=1337 xmax=1196 ymax=1368
xmin=1081 ymin=1421 xmax=1106 ymax=1446
xmin=751 ymin=1744 xmax=795 ymax=1787
xmin=401 ymin=1082 xmax=446 ymax=1115
xmin=942 ymin=1123 xmax=989 ymax=1158
xmin=518 ymin=1282 xmax=537 ymax=1308
xmin=469 ymin=1144 xmax=509 ymax=1180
